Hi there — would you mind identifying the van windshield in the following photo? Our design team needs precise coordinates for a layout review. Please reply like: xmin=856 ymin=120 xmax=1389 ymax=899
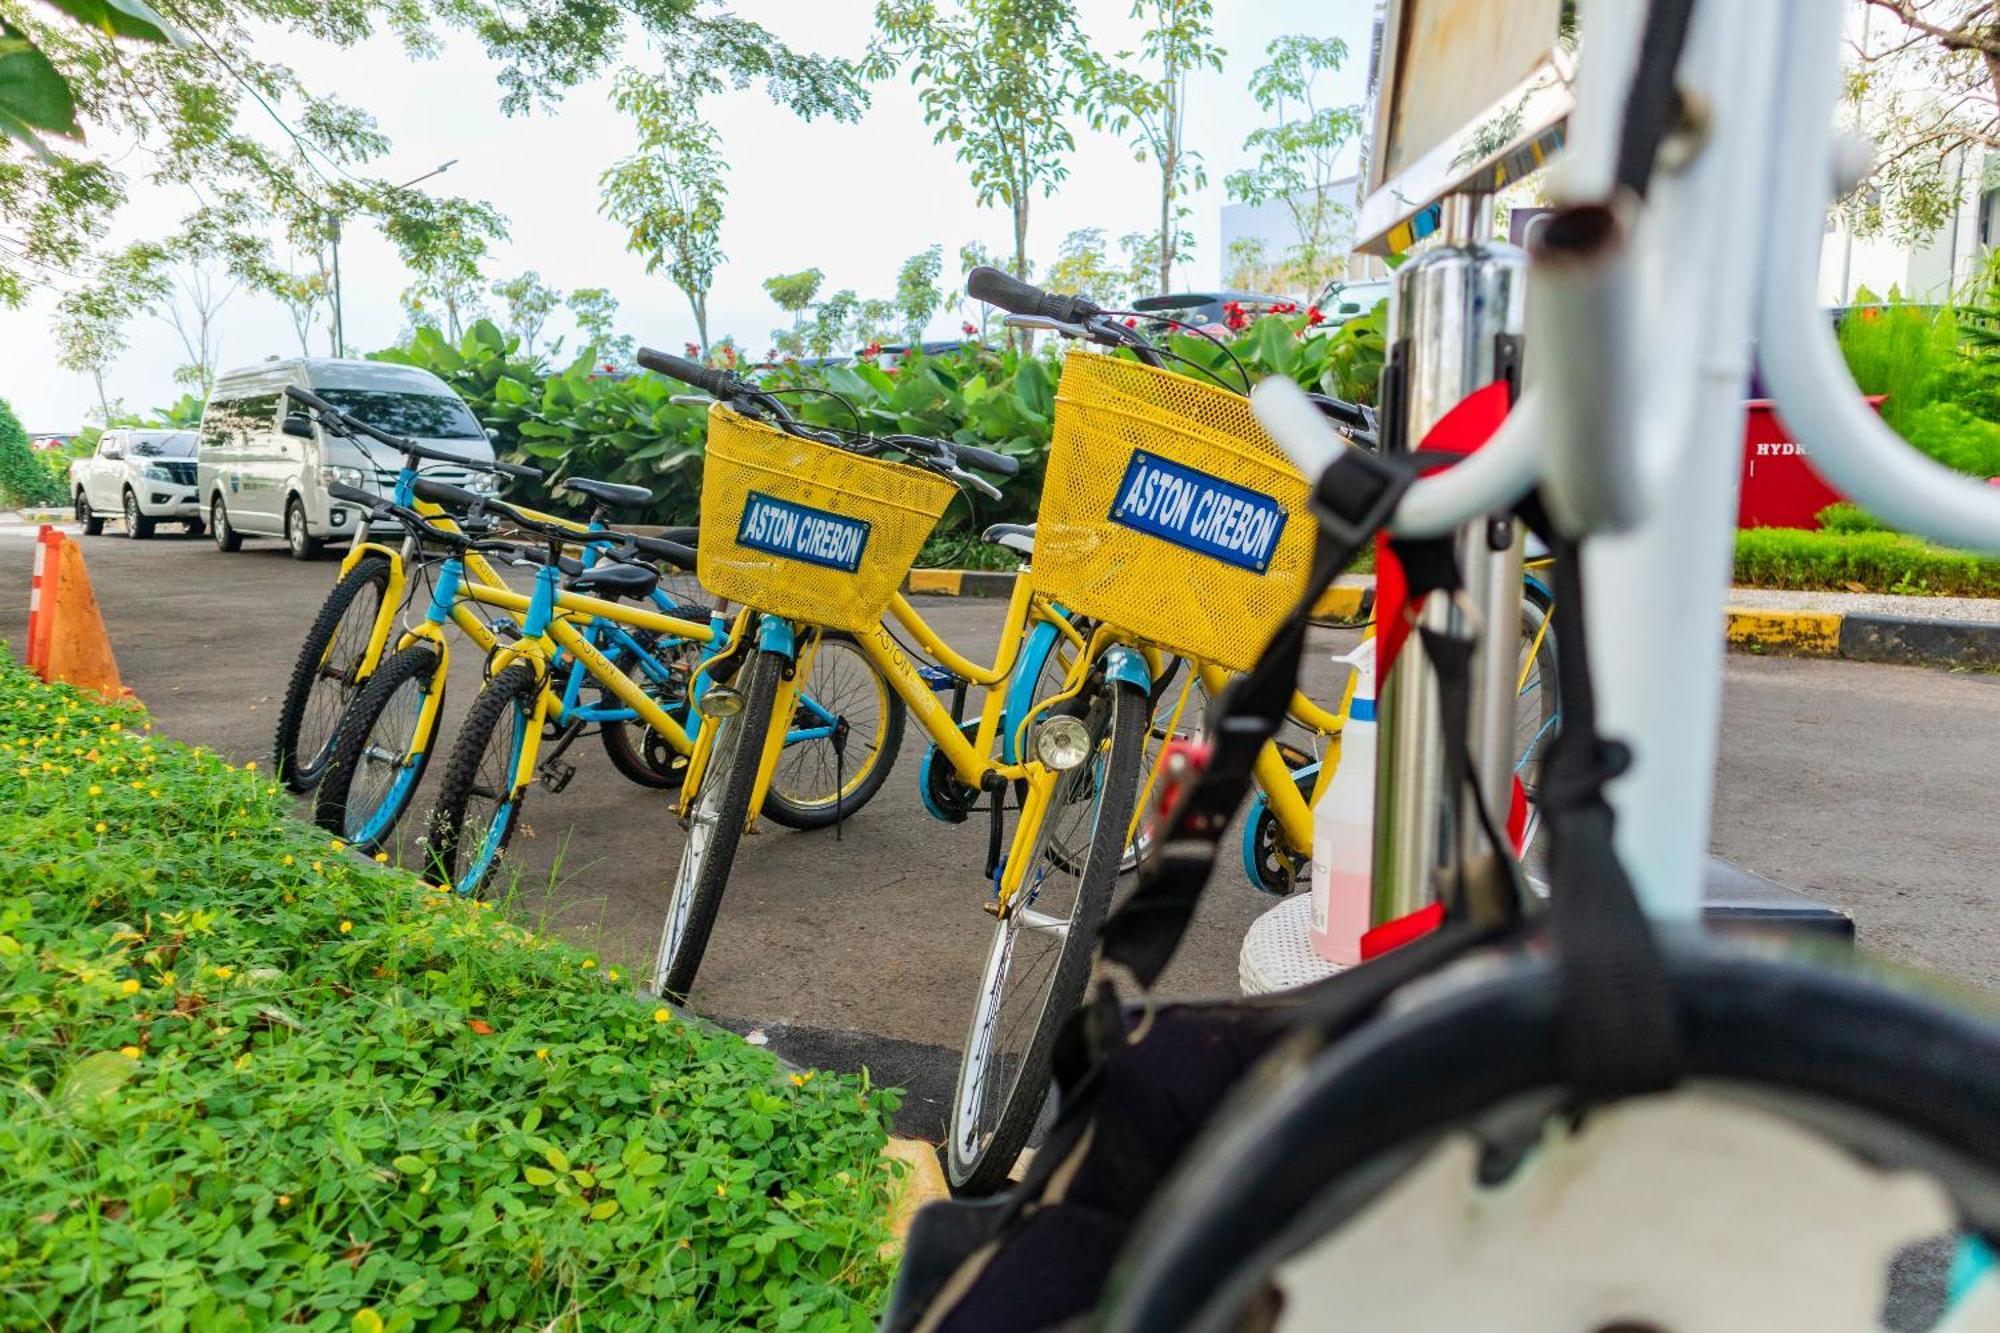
xmin=131 ymin=437 xmax=196 ymax=458
xmin=314 ymin=389 xmax=483 ymax=440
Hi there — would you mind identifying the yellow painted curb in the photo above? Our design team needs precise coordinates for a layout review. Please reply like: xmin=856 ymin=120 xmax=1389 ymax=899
xmin=882 ymin=1137 xmax=950 ymax=1249
xmin=908 ymin=569 xmax=965 ymax=596
xmin=1311 ymin=584 xmax=1369 ymax=621
xmin=1724 ymin=608 xmax=1842 ymax=656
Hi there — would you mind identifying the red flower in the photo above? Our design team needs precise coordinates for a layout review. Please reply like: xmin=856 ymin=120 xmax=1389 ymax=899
xmin=683 ymin=342 xmax=699 ymax=358
xmin=1273 ymin=302 xmax=1298 ymax=315
xmin=1305 ymin=306 xmax=1325 ymax=327
xmin=601 ymin=362 xmax=615 ymax=373
xmin=1123 ymin=317 xmax=1139 ymax=328
xmin=962 ymin=321 xmax=978 ymax=337
xmin=862 ymin=341 xmax=882 ymax=359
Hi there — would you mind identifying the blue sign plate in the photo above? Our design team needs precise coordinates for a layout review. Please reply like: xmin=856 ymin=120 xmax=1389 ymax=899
xmin=736 ymin=491 xmax=871 ymax=573
xmin=1108 ymin=451 xmax=1288 ymax=572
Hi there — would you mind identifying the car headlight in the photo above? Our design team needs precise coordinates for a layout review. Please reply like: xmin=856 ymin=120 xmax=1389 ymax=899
xmin=142 ymin=463 xmax=175 ymax=482
xmin=320 ymin=465 xmax=368 ymax=490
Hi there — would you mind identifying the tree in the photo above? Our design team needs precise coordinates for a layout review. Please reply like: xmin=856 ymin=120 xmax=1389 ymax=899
xmin=895 ymin=246 xmax=945 ymax=341
xmin=957 ymin=240 xmax=1009 ymax=340
xmin=1 ymin=0 xmax=865 ymax=322
xmin=600 ymin=69 xmax=728 ymax=353
xmin=566 ymin=287 xmax=633 ymax=366
xmin=804 ymin=289 xmax=860 ymax=358
xmin=1082 ymin=0 xmax=1223 ymax=294
xmin=866 ymin=0 xmax=1089 ymax=283
xmin=385 ymin=194 xmax=508 ymax=342
xmin=765 ymin=268 xmax=825 ymax=330
xmin=1225 ymin=35 xmax=1364 ymax=295
xmin=270 ymin=269 xmax=329 ymax=357
xmin=51 ymin=247 xmax=170 ymax=423
xmin=492 ymin=271 xmax=562 ymax=356
xmin=1841 ymin=2 xmax=2000 ymax=241
xmin=1045 ymin=228 xmax=1129 ymax=308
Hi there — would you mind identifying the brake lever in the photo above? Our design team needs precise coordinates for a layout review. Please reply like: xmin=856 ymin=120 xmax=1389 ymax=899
xmin=952 ymin=467 xmax=1004 ymax=501
xmin=1003 ymin=313 xmax=1090 ymax=339
xmin=669 ymin=394 xmax=714 ymax=408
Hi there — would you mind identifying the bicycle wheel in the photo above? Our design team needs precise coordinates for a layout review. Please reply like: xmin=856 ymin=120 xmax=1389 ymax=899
xmin=761 ymin=631 xmax=906 ymax=831
xmin=652 ymin=645 xmax=784 ymax=1002
xmin=311 ymin=643 xmax=443 ymax=852
xmin=598 ymin=631 xmax=696 ymax=791
xmin=424 ymin=661 xmax=541 ymax=896
xmin=948 ymin=676 xmax=1148 ymax=1196
xmin=275 ymin=555 xmax=393 ymax=792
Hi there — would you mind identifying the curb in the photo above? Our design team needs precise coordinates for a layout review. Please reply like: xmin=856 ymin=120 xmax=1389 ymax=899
xmin=1728 ymin=607 xmax=2000 ymax=668
xmin=903 ymin=571 xmax=2000 ymax=669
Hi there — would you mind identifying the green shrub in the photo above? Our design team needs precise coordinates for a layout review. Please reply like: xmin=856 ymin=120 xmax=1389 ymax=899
xmin=1736 ymin=526 xmax=2000 ymax=597
xmin=1815 ymin=502 xmax=1890 ymax=534
xmin=374 ymin=306 xmax=1391 ymax=539
xmin=0 ymin=655 xmax=902 ymax=1330
xmin=1837 ymin=293 xmax=1957 ymax=436
xmin=0 ymin=395 xmax=64 ymax=507
xmin=1894 ymin=401 xmax=2000 ymax=478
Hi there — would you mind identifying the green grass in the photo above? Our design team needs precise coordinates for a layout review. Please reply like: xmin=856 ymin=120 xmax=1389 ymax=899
xmin=1735 ymin=526 xmax=2000 ymax=598
xmin=0 ymin=654 xmax=902 ymax=1331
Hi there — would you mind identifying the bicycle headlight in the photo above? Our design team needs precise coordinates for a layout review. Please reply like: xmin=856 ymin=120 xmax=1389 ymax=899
xmin=697 ymin=685 xmax=744 ymax=719
xmin=467 ymin=472 xmax=502 ymax=496
xmin=1033 ymin=715 xmax=1091 ymax=771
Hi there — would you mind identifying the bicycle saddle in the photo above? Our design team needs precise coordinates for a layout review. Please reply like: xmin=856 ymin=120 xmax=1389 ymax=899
xmin=564 ymin=560 xmax=660 ymax=601
xmin=562 ymin=477 xmax=654 ymax=510
xmin=982 ymin=521 xmax=1036 ymax=556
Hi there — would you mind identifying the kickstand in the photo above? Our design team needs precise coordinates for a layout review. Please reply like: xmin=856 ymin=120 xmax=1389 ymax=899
xmin=831 ymin=717 xmax=848 ymax=842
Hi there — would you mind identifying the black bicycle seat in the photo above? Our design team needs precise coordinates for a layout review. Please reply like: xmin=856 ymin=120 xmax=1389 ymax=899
xmin=563 ymin=478 xmax=654 ymax=510
xmin=565 ymin=561 xmax=660 ymax=602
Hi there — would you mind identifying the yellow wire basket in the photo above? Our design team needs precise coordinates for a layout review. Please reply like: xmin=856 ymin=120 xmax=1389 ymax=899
xmin=1032 ymin=349 xmax=1323 ymax=673
xmin=697 ymin=406 xmax=958 ymax=633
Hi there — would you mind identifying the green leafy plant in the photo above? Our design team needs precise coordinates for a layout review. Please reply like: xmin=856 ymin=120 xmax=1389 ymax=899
xmin=1735 ymin=525 xmax=2000 ymax=597
xmin=0 ymin=653 xmax=902 ymax=1329
xmin=0 ymin=394 xmax=61 ymax=506
xmin=1835 ymin=292 xmax=1958 ymax=436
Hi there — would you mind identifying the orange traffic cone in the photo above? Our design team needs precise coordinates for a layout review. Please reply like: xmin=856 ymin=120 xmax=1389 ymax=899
xmin=34 ymin=530 xmax=132 ymax=702
xmin=27 ymin=524 xmax=60 ymax=675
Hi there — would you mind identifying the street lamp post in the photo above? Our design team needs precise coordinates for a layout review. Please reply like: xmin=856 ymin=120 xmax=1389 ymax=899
xmin=327 ymin=159 xmax=458 ymax=359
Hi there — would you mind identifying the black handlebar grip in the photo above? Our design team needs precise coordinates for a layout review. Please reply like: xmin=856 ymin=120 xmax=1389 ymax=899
xmin=493 ymin=459 xmax=544 ymax=480
xmin=410 ymin=477 xmax=487 ymax=510
xmin=636 ymin=347 xmax=733 ymax=398
xmin=324 ymin=481 xmax=380 ymax=508
xmin=965 ymin=266 xmax=1100 ymax=325
xmin=628 ymin=533 xmax=699 ymax=571
xmin=283 ymin=384 xmax=337 ymax=416
xmin=953 ymin=442 xmax=1019 ymax=478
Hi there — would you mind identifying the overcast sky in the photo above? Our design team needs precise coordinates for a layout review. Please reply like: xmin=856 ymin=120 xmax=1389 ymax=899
xmin=0 ymin=1 xmax=1371 ymax=432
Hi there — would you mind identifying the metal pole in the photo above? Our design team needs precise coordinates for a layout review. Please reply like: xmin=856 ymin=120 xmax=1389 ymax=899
xmin=1371 ymin=191 xmax=1529 ymax=925
xmin=330 ymin=212 xmax=345 ymax=359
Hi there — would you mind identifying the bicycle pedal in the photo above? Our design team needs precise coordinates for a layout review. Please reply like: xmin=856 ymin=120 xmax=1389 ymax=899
xmin=538 ymin=761 xmax=577 ymax=794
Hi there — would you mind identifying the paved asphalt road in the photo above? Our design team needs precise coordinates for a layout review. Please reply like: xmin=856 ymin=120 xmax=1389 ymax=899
xmin=6 ymin=522 xmax=2000 ymax=1127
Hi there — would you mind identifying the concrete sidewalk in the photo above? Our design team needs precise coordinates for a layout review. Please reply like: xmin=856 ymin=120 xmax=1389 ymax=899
xmin=904 ymin=566 xmax=2000 ymax=669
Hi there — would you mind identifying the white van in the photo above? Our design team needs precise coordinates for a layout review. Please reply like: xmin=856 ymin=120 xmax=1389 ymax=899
xmin=198 ymin=358 xmax=500 ymax=560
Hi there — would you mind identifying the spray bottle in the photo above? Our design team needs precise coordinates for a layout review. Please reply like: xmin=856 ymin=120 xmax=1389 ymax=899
xmin=1310 ymin=636 xmax=1377 ymax=966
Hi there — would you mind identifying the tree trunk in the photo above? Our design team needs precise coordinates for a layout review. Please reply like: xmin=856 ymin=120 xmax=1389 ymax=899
xmin=1157 ymin=157 xmax=1174 ymax=295
xmin=689 ymin=289 xmax=709 ymax=354
xmin=92 ymin=369 xmax=111 ymax=426
xmin=1011 ymin=194 xmax=1032 ymax=351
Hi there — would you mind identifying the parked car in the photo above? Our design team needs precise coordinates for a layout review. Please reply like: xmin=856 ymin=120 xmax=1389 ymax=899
xmin=1130 ymin=290 xmax=1293 ymax=333
xmin=1314 ymin=277 xmax=1396 ymax=327
xmin=198 ymin=358 xmax=499 ymax=561
xmin=70 ymin=429 xmax=201 ymax=539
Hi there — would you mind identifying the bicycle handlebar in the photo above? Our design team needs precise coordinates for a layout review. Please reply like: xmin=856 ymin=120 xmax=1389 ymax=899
xmin=947 ymin=441 xmax=1018 ymax=478
xmin=636 ymin=348 xmax=737 ymax=399
xmin=284 ymin=384 xmax=543 ymax=480
xmin=966 ymin=266 xmax=1101 ymax=326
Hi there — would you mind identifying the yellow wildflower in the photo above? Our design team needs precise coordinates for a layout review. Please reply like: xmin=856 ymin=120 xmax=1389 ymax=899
xmin=87 ymin=784 xmax=101 ymax=796
xmin=329 ymin=839 xmax=345 ymax=851
xmin=244 ymin=760 xmax=257 ymax=771
xmin=311 ymin=861 xmax=323 ymax=873
xmin=277 ymin=1195 xmax=291 ymax=1207
xmin=213 ymin=966 xmax=234 ymax=981
xmin=119 ymin=978 xmax=141 ymax=995
xmin=581 ymin=958 xmax=596 ymax=970
xmin=372 ymin=852 xmax=388 ymax=864
xmin=94 ymin=822 xmax=107 ymax=833
xmin=338 ymin=920 xmax=353 ymax=935
xmin=789 ymin=1071 xmax=814 ymax=1087
xmin=715 ymin=1183 xmax=726 ymax=1198
xmin=607 ymin=968 xmax=621 ymax=983
xmin=535 ymin=1047 xmax=549 ymax=1061
xmin=282 ymin=854 xmax=294 ymax=867
xmin=653 ymin=1007 xmax=671 ymax=1024
xmin=119 ymin=1045 xmax=141 ymax=1059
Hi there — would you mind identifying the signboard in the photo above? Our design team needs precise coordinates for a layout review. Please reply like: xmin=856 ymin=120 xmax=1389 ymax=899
xmin=1357 ymin=0 xmax=1574 ymax=255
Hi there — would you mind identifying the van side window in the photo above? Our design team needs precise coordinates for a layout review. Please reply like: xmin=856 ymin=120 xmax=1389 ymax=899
xmin=235 ymin=393 xmax=282 ymax=434
xmin=202 ymin=399 xmax=238 ymax=450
